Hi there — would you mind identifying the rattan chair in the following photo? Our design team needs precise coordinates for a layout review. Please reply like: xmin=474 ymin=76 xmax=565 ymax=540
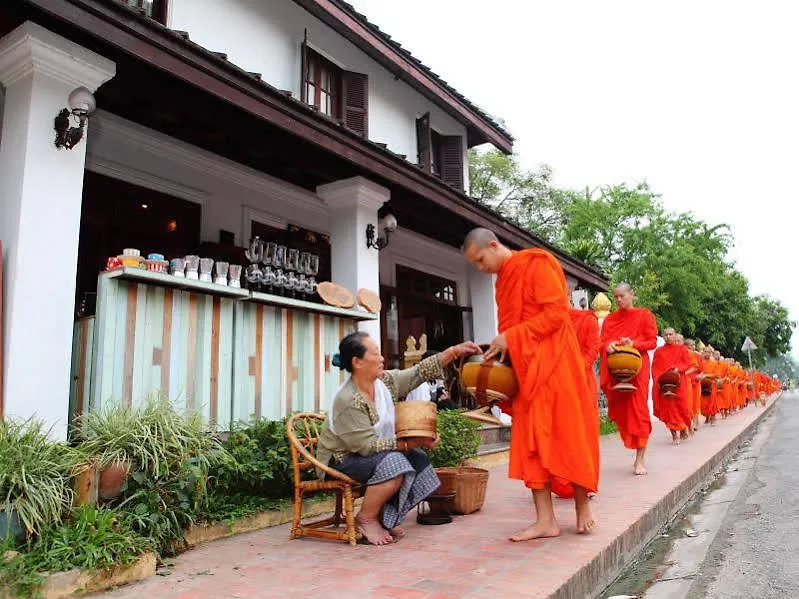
xmin=286 ymin=412 xmax=363 ymax=546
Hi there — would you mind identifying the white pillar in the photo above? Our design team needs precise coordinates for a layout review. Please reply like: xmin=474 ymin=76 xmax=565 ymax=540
xmin=317 ymin=176 xmax=389 ymax=342
xmin=0 ymin=22 xmax=115 ymax=438
xmin=468 ymin=269 xmax=498 ymax=345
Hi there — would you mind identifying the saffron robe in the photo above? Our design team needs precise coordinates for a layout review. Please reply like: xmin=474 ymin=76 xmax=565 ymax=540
xmin=552 ymin=309 xmax=601 ymax=499
xmin=690 ymin=353 xmax=703 ymax=418
xmin=599 ymin=307 xmax=658 ymax=449
xmin=651 ymin=344 xmax=693 ymax=432
xmin=700 ymin=359 xmax=720 ymax=418
xmin=496 ymin=249 xmax=600 ymax=493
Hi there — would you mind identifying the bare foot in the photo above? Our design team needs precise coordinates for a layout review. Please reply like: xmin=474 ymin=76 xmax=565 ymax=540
xmin=633 ymin=461 xmax=648 ymax=475
xmin=388 ymin=525 xmax=405 ymax=539
xmin=509 ymin=520 xmax=560 ymax=542
xmin=355 ymin=517 xmax=393 ymax=545
xmin=680 ymin=430 xmax=689 ymax=440
xmin=575 ymin=502 xmax=596 ymax=534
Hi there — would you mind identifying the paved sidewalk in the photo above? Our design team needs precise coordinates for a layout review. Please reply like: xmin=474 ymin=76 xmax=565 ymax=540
xmin=95 ymin=397 xmax=778 ymax=599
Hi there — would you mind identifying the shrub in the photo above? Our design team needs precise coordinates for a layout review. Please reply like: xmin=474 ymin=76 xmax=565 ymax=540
xmin=427 ymin=410 xmax=482 ymax=468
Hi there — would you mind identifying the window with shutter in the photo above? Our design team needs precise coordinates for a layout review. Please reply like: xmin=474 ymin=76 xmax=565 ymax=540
xmin=440 ymin=135 xmax=464 ymax=190
xmin=342 ymin=71 xmax=368 ymax=138
xmin=416 ymin=113 xmax=432 ymax=172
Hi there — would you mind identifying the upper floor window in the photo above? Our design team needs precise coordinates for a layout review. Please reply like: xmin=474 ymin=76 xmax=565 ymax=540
xmin=122 ymin=0 xmax=169 ymax=24
xmin=416 ymin=113 xmax=464 ymax=191
xmin=301 ymin=43 xmax=369 ymax=138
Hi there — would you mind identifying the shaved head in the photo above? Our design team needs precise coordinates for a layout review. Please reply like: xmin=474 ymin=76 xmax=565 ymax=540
xmin=614 ymin=282 xmax=633 ymax=294
xmin=462 ymin=228 xmax=512 ymax=274
xmin=462 ymin=228 xmax=499 ymax=252
xmin=612 ymin=282 xmax=635 ymax=310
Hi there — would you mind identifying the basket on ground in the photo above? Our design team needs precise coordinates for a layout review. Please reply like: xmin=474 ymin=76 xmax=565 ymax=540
xmin=435 ymin=465 xmax=489 ymax=515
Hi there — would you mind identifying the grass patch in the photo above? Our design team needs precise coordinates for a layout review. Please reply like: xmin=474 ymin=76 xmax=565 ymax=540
xmin=600 ymin=414 xmax=618 ymax=436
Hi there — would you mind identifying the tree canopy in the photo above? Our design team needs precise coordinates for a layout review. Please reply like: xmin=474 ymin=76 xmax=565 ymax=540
xmin=469 ymin=148 xmax=796 ymax=364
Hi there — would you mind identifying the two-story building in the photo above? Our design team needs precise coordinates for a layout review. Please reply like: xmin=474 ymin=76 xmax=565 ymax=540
xmin=0 ymin=0 xmax=608 ymax=439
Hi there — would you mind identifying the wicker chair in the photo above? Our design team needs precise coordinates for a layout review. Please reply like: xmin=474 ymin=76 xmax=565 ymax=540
xmin=286 ymin=412 xmax=363 ymax=546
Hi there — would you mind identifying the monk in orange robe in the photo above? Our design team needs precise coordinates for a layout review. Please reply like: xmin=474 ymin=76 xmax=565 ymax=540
xmin=700 ymin=346 xmax=720 ymax=424
xmin=463 ymin=228 xmax=599 ymax=541
xmin=685 ymin=339 xmax=703 ymax=431
xmin=651 ymin=329 xmax=694 ymax=444
xmin=551 ymin=307 xmax=601 ymax=499
xmin=599 ymin=283 xmax=658 ymax=475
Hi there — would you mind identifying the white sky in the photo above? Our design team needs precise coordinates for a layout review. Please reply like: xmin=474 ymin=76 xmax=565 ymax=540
xmin=351 ymin=0 xmax=799 ymax=356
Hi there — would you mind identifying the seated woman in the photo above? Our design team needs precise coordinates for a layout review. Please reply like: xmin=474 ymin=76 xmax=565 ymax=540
xmin=316 ymin=331 xmax=480 ymax=545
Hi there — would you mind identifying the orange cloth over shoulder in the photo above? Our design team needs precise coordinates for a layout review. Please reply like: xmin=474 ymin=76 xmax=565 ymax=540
xmin=701 ymin=359 xmax=720 ymax=417
xmin=599 ymin=307 xmax=658 ymax=449
xmin=497 ymin=249 xmax=600 ymax=493
xmin=552 ymin=309 xmax=601 ymax=499
xmin=651 ymin=344 xmax=693 ymax=431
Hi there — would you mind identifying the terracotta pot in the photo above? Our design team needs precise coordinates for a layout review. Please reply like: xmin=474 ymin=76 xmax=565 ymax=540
xmin=459 ymin=347 xmax=518 ymax=406
xmin=395 ymin=401 xmax=437 ymax=440
xmin=98 ymin=460 xmax=131 ymax=500
xmin=607 ymin=345 xmax=642 ymax=392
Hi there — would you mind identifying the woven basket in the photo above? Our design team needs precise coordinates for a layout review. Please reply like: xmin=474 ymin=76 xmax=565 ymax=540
xmin=435 ymin=465 xmax=489 ymax=514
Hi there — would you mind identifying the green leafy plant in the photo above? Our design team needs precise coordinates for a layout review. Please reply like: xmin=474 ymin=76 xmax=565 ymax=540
xmin=427 ymin=410 xmax=481 ymax=468
xmin=0 ymin=419 xmax=80 ymax=536
xmin=0 ymin=506 xmax=152 ymax=597
xmin=80 ymin=395 xmax=228 ymax=476
xmin=600 ymin=414 xmax=618 ymax=436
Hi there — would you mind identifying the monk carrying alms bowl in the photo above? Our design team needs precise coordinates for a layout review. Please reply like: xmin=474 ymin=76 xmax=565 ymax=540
xmin=458 ymin=345 xmax=518 ymax=424
xmin=606 ymin=345 xmax=642 ymax=392
xmin=657 ymin=370 xmax=680 ymax=398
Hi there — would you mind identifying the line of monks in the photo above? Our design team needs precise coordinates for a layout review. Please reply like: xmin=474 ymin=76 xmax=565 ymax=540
xmin=461 ymin=228 xmax=782 ymax=544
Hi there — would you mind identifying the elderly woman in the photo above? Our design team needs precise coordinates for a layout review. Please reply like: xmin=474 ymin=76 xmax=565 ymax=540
xmin=316 ymin=331 xmax=480 ymax=545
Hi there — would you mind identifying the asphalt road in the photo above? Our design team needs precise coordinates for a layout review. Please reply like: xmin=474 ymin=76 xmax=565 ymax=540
xmin=689 ymin=390 xmax=799 ymax=598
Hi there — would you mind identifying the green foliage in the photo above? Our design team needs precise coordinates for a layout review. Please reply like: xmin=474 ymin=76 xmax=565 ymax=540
xmin=0 ymin=506 xmax=151 ymax=597
xmin=468 ymin=151 xmax=796 ymax=360
xmin=209 ymin=418 xmax=293 ymax=500
xmin=599 ymin=414 xmax=618 ymax=436
xmin=427 ymin=410 xmax=481 ymax=468
xmin=0 ymin=419 xmax=80 ymax=536
xmin=80 ymin=395 xmax=229 ymax=476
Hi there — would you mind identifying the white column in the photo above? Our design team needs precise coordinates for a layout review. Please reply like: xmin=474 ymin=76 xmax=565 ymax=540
xmin=0 ymin=22 xmax=115 ymax=439
xmin=317 ymin=176 xmax=388 ymax=342
xmin=468 ymin=269 xmax=498 ymax=345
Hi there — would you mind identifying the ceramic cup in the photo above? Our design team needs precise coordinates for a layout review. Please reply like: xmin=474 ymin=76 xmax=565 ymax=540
xmin=228 ymin=264 xmax=242 ymax=288
xmin=184 ymin=255 xmax=200 ymax=280
xmin=170 ymin=258 xmax=186 ymax=277
xmin=214 ymin=261 xmax=229 ymax=286
xmin=199 ymin=258 xmax=214 ymax=282
xmin=122 ymin=248 xmax=140 ymax=257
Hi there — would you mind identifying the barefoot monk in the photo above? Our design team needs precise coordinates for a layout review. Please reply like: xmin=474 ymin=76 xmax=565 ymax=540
xmin=463 ymin=228 xmax=600 ymax=541
xmin=651 ymin=328 xmax=694 ymax=444
xmin=599 ymin=283 xmax=658 ymax=475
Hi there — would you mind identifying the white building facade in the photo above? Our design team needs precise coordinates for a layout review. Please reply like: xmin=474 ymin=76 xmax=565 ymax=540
xmin=0 ymin=0 xmax=607 ymax=439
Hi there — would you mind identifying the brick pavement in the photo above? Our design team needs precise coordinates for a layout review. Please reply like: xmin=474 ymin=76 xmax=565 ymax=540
xmin=94 ymin=397 xmax=778 ymax=599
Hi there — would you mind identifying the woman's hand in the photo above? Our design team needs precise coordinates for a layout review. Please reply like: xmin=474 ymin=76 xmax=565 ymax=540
xmin=400 ymin=435 xmax=439 ymax=451
xmin=439 ymin=341 xmax=482 ymax=367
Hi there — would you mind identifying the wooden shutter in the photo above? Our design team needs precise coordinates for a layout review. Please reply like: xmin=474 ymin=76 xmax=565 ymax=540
xmin=341 ymin=71 xmax=368 ymax=137
xmin=300 ymin=34 xmax=309 ymax=104
xmin=440 ymin=135 xmax=464 ymax=190
xmin=416 ymin=113 xmax=432 ymax=173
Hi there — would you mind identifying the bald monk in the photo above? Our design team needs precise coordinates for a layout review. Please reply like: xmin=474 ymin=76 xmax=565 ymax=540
xmin=551 ymin=307 xmax=601 ymax=499
xmin=599 ymin=283 xmax=658 ymax=475
xmin=463 ymin=228 xmax=599 ymax=541
xmin=651 ymin=329 xmax=694 ymax=445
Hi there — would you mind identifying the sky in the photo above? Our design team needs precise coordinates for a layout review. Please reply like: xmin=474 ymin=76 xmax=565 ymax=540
xmin=351 ymin=0 xmax=799 ymax=356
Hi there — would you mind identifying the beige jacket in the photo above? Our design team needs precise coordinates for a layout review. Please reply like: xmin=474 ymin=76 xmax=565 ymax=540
xmin=315 ymin=355 xmax=444 ymax=478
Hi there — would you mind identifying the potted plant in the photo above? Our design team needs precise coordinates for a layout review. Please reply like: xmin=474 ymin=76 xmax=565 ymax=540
xmin=0 ymin=419 xmax=79 ymax=538
xmin=427 ymin=410 xmax=489 ymax=515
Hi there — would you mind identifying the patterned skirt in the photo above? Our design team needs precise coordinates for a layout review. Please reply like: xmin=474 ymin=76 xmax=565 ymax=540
xmin=332 ymin=449 xmax=440 ymax=529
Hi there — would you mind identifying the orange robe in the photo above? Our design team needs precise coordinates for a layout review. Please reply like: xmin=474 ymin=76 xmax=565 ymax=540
xmin=718 ymin=364 xmax=731 ymax=411
xmin=552 ymin=309 xmax=601 ymax=499
xmin=700 ymin=359 xmax=720 ymax=417
xmin=599 ymin=307 xmax=658 ymax=449
xmin=689 ymin=352 xmax=703 ymax=418
xmin=651 ymin=344 xmax=693 ymax=432
xmin=496 ymin=249 xmax=599 ymax=493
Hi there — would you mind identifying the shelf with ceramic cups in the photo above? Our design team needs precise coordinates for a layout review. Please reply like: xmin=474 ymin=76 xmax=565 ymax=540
xmin=246 ymin=290 xmax=378 ymax=321
xmin=101 ymin=267 xmax=251 ymax=299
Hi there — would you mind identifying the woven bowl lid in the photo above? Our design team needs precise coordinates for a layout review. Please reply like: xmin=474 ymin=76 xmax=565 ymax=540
xmin=356 ymin=288 xmax=381 ymax=313
xmin=317 ymin=282 xmax=355 ymax=308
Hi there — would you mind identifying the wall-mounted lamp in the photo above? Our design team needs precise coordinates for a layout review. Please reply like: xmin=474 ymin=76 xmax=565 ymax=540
xmin=54 ymin=87 xmax=97 ymax=150
xmin=366 ymin=213 xmax=398 ymax=250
